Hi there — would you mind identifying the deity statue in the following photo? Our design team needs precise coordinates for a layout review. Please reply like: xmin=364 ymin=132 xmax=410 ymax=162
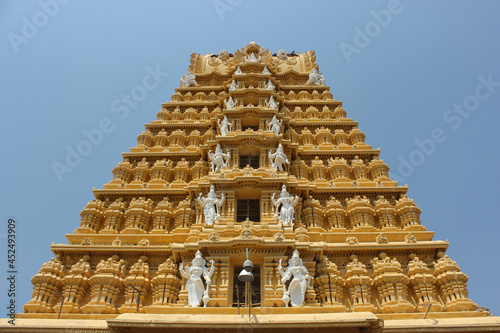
xmin=180 ymin=70 xmax=198 ymax=87
xmin=229 ymin=80 xmax=238 ymax=91
xmin=245 ymin=53 xmax=259 ymax=63
xmin=218 ymin=49 xmax=230 ymax=61
xmin=198 ymin=185 xmax=225 ymax=225
xmin=179 ymin=250 xmax=215 ymax=307
xmin=265 ymin=79 xmax=275 ymax=91
xmin=234 ymin=67 xmax=243 ymax=75
xmin=268 ymin=143 xmax=289 ymax=171
xmin=306 ymin=69 xmax=325 ymax=85
xmin=262 ymin=66 xmax=271 ymax=75
xmin=217 ymin=115 xmax=233 ymax=136
xmin=266 ymin=115 xmax=282 ymax=135
xmin=277 ymin=250 xmax=312 ymax=307
xmin=266 ymin=96 xmax=279 ymax=109
xmin=224 ymin=96 xmax=236 ymax=110
xmin=271 ymin=184 xmax=299 ymax=226
xmin=276 ymin=49 xmax=287 ymax=60
xmin=208 ymin=143 xmax=230 ymax=172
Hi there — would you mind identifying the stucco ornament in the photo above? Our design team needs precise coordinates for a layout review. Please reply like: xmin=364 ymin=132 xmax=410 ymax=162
xmin=198 ymin=185 xmax=225 ymax=225
xmin=229 ymin=80 xmax=238 ymax=91
xmin=180 ymin=70 xmax=198 ymax=87
xmin=278 ymin=250 xmax=312 ymax=307
xmin=306 ymin=69 xmax=325 ymax=85
xmin=266 ymin=115 xmax=282 ymax=135
xmin=272 ymin=184 xmax=299 ymax=226
xmin=245 ymin=52 xmax=260 ymax=63
xmin=266 ymin=96 xmax=279 ymax=109
xmin=224 ymin=96 xmax=236 ymax=110
xmin=208 ymin=143 xmax=230 ymax=172
xmin=179 ymin=250 xmax=215 ymax=307
xmin=218 ymin=49 xmax=230 ymax=61
xmin=265 ymin=79 xmax=275 ymax=91
xmin=276 ymin=49 xmax=287 ymax=60
xmin=234 ymin=67 xmax=243 ymax=75
xmin=217 ymin=115 xmax=233 ymax=136
xmin=268 ymin=143 xmax=289 ymax=171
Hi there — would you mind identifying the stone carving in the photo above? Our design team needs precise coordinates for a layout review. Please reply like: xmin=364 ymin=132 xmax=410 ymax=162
xmin=273 ymin=232 xmax=285 ymax=242
xmin=405 ymin=233 xmax=417 ymax=243
xmin=179 ymin=250 xmax=215 ymax=307
xmin=245 ymin=53 xmax=259 ymax=63
xmin=180 ymin=70 xmax=197 ymax=87
xmin=208 ymin=232 xmax=220 ymax=242
xmin=218 ymin=49 xmax=230 ymax=61
xmin=138 ymin=238 xmax=150 ymax=246
xmin=276 ymin=49 xmax=287 ymax=60
xmin=266 ymin=96 xmax=279 ymax=109
xmin=271 ymin=185 xmax=299 ymax=226
xmin=229 ymin=80 xmax=237 ymax=91
xmin=376 ymin=233 xmax=389 ymax=244
xmin=217 ymin=115 xmax=233 ymax=136
xmin=81 ymin=238 xmax=93 ymax=245
xmin=265 ymin=79 xmax=275 ymax=91
xmin=277 ymin=250 xmax=313 ymax=307
xmin=224 ymin=96 xmax=236 ymax=110
xmin=266 ymin=115 xmax=282 ymax=135
xmin=234 ymin=66 xmax=243 ymax=75
xmin=346 ymin=236 xmax=359 ymax=245
xmin=208 ymin=143 xmax=230 ymax=172
xmin=268 ymin=143 xmax=289 ymax=171
xmin=262 ymin=66 xmax=271 ymax=75
xmin=306 ymin=69 xmax=325 ymax=85
xmin=112 ymin=237 xmax=122 ymax=246
xmin=198 ymin=185 xmax=225 ymax=225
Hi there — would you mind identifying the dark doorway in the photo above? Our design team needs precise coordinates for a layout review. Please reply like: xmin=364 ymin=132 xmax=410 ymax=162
xmin=232 ymin=266 xmax=261 ymax=307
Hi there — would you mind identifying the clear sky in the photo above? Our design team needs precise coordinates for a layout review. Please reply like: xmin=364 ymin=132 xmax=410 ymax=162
xmin=1 ymin=0 xmax=499 ymax=316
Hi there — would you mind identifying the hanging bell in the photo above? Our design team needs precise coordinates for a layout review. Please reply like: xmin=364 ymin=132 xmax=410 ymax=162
xmin=238 ymin=248 xmax=254 ymax=282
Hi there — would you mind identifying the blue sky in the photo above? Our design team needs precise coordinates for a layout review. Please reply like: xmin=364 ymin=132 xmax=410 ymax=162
xmin=1 ymin=0 xmax=499 ymax=316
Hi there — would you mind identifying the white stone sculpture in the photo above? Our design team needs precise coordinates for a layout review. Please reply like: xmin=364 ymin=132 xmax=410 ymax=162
xmin=180 ymin=70 xmax=198 ymax=87
xmin=245 ymin=53 xmax=259 ymax=63
xmin=276 ymin=49 xmax=287 ymax=60
xmin=262 ymin=66 xmax=271 ymax=75
xmin=179 ymin=250 xmax=215 ymax=307
xmin=306 ymin=69 xmax=325 ymax=85
xmin=266 ymin=96 xmax=279 ymax=110
xmin=277 ymin=250 xmax=312 ymax=307
xmin=265 ymin=79 xmax=275 ymax=91
xmin=224 ymin=96 xmax=236 ymax=110
xmin=198 ymin=185 xmax=225 ymax=225
xmin=271 ymin=184 xmax=299 ymax=226
xmin=234 ymin=67 xmax=243 ymax=75
xmin=217 ymin=115 xmax=233 ymax=136
xmin=208 ymin=143 xmax=230 ymax=172
xmin=218 ymin=49 xmax=230 ymax=61
xmin=266 ymin=115 xmax=282 ymax=135
xmin=229 ymin=80 xmax=238 ymax=91
xmin=268 ymin=143 xmax=289 ymax=171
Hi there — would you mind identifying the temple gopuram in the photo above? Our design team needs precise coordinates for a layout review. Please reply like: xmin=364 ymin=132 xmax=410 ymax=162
xmin=4 ymin=42 xmax=498 ymax=332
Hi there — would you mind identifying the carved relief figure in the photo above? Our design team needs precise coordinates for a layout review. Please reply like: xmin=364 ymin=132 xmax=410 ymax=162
xmin=266 ymin=96 xmax=279 ymax=109
xmin=229 ymin=80 xmax=237 ymax=91
xmin=272 ymin=184 xmax=299 ymax=226
xmin=217 ymin=115 xmax=233 ymax=136
xmin=265 ymin=79 xmax=275 ymax=91
xmin=224 ymin=96 xmax=236 ymax=110
xmin=278 ymin=250 xmax=312 ymax=307
xmin=179 ymin=250 xmax=215 ymax=307
xmin=306 ymin=69 xmax=325 ymax=85
xmin=266 ymin=115 xmax=282 ymax=135
xmin=180 ymin=70 xmax=198 ymax=87
xmin=268 ymin=143 xmax=289 ymax=171
xmin=198 ymin=185 xmax=225 ymax=225
xmin=208 ymin=143 xmax=230 ymax=172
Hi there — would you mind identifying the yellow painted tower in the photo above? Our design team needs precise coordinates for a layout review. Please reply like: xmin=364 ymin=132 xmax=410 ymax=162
xmin=5 ymin=43 xmax=499 ymax=332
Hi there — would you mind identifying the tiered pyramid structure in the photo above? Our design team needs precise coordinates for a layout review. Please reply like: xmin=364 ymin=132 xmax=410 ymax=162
xmin=14 ymin=43 xmax=498 ymax=333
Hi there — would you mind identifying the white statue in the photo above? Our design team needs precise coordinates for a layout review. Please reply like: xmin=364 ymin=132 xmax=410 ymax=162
xmin=306 ymin=69 xmax=325 ymax=85
xmin=224 ymin=96 xmax=236 ymax=110
xmin=262 ymin=66 xmax=271 ymax=75
xmin=271 ymin=184 xmax=299 ymax=226
xmin=198 ymin=185 xmax=225 ymax=225
xmin=179 ymin=250 xmax=215 ymax=307
xmin=276 ymin=49 xmax=287 ymax=60
xmin=266 ymin=115 xmax=282 ymax=135
xmin=229 ymin=80 xmax=238 ymax=91
xmin=277 ymin=250 xmax=312 ymax=307
xmin=218 ymin=49 xmax=230 ymax=61
xmin=265 ymin=79 xmax=275 ymax=91
xmin=217 ymin=115 xmax=233 ymax=136
xmin=180 ymin=70 xmax=198 ymax=87
xmin=234 ymin=67 xmax=243 ymax=75
xmin=266 ymin=96 xmax=279 ymax=110
xmin=208 ymin=143 xmax=230 ymax=172
xmin=245 ymin=53 xmax=259 ymax=63
xmin=268 ymin=143 xmax=289 ymax=171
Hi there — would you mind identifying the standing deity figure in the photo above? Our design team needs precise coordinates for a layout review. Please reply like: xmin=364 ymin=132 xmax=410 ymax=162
xmin=179 ymin=250 xmax=215 ymax=307
xmin=224 ymin=96 xmax=236 ymax=110
xmin=208 ymin=143 xmax=230 ymax=172
xmin=229 ymin=80 xmax=238 ymax=91
xmin=277 ymin=250 xmax=312 ymax=307
xmin=198 ymin=185 xmax=225 ymax=225
xmin=180 ymin=70 xmax=198 ymax=87
xmin=265 ymin=79 xmax=275 ymax=91
xmin=268 ymin=143 xmax=289 ymax=171
xmin=266 ymin=115 xmax=282 ymax=135
xmin=234 ymin=67 xmax=243 ymax=75
xmin=271 ymin=184 xmax=299 ymax=226
xmin=306 ymin=69 xmax=325 ymax=85
xmin=217 ymin=115 xmax=233 ymax=136
xmin=245 ymin=53 xmax=259 ymax=63
xmin=266 ymin=96 xmax=279 ymax=109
